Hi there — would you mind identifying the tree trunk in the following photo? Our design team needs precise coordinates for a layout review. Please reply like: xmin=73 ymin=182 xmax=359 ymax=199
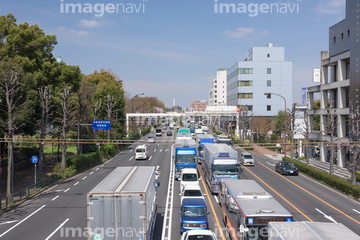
xmin=62 ymin=125 xmax=67 ymax=170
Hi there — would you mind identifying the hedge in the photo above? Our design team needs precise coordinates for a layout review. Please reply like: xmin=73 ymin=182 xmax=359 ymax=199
xmin=66 ymin=152 xmax=101 ymax=172
xmin=283 ymin=157 xmax=360 ymax=199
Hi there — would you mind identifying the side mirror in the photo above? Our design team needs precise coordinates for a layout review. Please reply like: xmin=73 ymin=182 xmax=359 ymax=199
xmin=178 ymin=211 xmax=181 ymax=214
xmin=198 ymin=178 xmax=201 ymax=181
xmin=203 ymin=194 xmax=206 ymax=196
xmin=207 ymin=212 xmax=210 ymax=215
xmin=179 ymin=193 xmax=182 ymax=196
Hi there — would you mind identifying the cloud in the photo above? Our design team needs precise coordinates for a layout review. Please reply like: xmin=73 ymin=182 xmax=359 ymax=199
xmin=57 ymin=26 xmax=89 ymax=36
xmin=313 ymin=0 xmax=345 ymax=14
xmin=79 ymin=19 xmax=101 ymax=28
xmin=222 ymin=27 xmax=268 ymax=38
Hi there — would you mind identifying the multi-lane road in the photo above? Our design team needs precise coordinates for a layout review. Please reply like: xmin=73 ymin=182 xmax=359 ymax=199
xmin=0 ymin=129 xmax=360 ymax=239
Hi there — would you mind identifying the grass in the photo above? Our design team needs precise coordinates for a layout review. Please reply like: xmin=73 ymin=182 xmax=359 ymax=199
xmin=43 ymin=145 xmax=77 ymax=154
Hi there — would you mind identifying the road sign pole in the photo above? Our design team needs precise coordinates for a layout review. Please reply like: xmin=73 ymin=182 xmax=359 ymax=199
xmin=35 ymin=163 xmax=36 ymax=190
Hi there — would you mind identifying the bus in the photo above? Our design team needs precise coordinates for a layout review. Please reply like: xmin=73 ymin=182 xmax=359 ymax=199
xmin=219 ymin=179 xmax=293 ymax=240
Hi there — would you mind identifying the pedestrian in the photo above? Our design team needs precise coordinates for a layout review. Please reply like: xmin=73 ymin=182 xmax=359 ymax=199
xmin=278 ymin=147 xmax=281 ymax=154
xmin=295 ymin=152 xmax=299 ymax=159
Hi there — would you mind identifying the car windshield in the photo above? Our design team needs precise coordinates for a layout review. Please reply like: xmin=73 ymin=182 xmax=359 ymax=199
xmin=148 ymin=137 xmax=153 ymax=139
xmin=177 ymin=154 xmax=197 ymax=163
xmin=182 ymin=206 xmax=206 ymax=217
xmin=184 ymin=189 xmax=202 ymax=197
xmin=182 ymin=173 xmax=197 ymax=181
xmin=188 ymin=235 xmax=214 ymax=240
xmin=281 ymin=162 xmax=295 ymax=167
xmin=219 ymin=140 xmax=232 ymax=146
xmin=244 ymin=155 xmax=253 ymax=159
xmin=212 ymin=164 xmax=239 ymax=175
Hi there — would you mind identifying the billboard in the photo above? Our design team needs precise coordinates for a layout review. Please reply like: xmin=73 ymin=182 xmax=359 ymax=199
xmin=313 ymin=68 xmax=320 ymax=82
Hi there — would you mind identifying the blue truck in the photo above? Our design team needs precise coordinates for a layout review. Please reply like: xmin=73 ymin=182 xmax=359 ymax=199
xmin=195 ymin=134 xmax=215 ymax=161
xmin=175 ymin=138 xmax=198 ymax=180
xmin=178 ymin=198 xmax=210 ymax=234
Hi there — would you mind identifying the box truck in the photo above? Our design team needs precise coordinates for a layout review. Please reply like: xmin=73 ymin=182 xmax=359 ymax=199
xmin=87 ymin=166 xmax=158 ymax=240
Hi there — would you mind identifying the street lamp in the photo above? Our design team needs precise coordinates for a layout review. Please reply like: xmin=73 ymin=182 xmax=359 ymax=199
xmin=131 ymin=93 xmax=144 ymax=132
xmin=264 ymin=92 xmax=287 ymax=157
xmin=0 ymin=44 xmax=39 ymax=202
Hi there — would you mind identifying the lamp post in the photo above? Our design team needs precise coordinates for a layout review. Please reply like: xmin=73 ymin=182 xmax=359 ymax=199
xmin=131 ymin=93 xmax=144 ymax=132
xmin=0 ymin=44 xmax=39 ymax=202
xmin=264 ymin=92 xmax=287 ymax=157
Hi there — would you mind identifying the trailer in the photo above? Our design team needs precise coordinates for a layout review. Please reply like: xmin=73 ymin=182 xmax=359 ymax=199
xmin=203 ymin=143 xmax=240 ymax=193
xmin=268 ymin=221 xmax=360 ymax=240
xmin=87 ymin=166 xmax=158 ymax=240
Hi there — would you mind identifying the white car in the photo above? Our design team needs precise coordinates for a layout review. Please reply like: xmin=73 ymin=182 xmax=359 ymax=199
xmin=181 ymin=230 xmax=217 ymax=240
xmin=180 ymin=184 xmax=205 ymax=204
xmin=180 ymin=168 xmax=200 ymax=193
xmin=135 ymin=145 xmax=148 ymax=160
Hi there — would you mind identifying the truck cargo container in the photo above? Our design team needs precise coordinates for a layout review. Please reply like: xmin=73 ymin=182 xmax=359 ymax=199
xmin=87 ymin=166 xmax=158 ymax=240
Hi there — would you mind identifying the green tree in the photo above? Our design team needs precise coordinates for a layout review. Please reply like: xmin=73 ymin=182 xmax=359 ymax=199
xmin=275 ymin=110 xmax=290 ymax=137
xmin=313 ymin=99 xmax=321 ymax=131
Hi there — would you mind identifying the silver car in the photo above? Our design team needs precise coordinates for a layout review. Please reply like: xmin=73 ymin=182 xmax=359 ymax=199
xmin=147 ymin=136 xmax=155 ymax=143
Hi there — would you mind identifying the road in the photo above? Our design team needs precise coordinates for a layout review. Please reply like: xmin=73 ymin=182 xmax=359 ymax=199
xmin=0 ymin=130 xmax=360 ymax=239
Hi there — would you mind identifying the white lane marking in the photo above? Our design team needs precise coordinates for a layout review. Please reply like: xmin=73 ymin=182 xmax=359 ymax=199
xmin=90 ymin=172 xmax=94 ymax=175
xmin=52 ymin=195 xmax=60 ymax=201
xmin=64 ymin=188 xmax=70 ymax=193
xmin=157 ymin=144 xmax=160 ymax=147
xmin=266 ymin=162 xmax=276 ymax=166
xmin=74 ymin=182 xmax=79 ymax=186
xmin=165 ymin=149 xmax=169 ymax=152
xmin=101 ymin=164 xmax=104 ymax=167
xmin=160 ymin=149 xmax=163 ymax=152
xmin=130 ymin=149 xmax=133 ymax=152
xmin=0 ymin=205 xmax=46 ymax=237
xmin=214 ymin=195 xmax=219 ymax=203
xmin=156 ymin=165 xmax=160 ymax=170
xmin=129 ymin=156 xmax=134 ymax=161
xmin=45 ymin=218 xmax=70 ymax=240
xmin=154 ymin=149 xmax=157 ymax=152
xmin=0 ymin=220 xmax=20 ymax=225
xmin=315 ymin=208 xmax=337 ymax=223
xmin=55 ymin=190 xmax=64 ymax=192
xmin=82 ymin=176 xmax=87 ymax=180
xmin=149 ymin=156 xmax=153 ymax=161
xmin=95 ymin=168 xmax=99 ymax=171
xmin=353 ymin=209 xmax=360 ymax=214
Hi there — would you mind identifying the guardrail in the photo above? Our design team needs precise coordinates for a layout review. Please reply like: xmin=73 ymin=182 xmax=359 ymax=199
xmin=1 ymin=174 xmax=59 ymax=210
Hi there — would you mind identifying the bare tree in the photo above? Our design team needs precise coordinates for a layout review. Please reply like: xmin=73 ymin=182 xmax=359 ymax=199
xmin=58 ymin=83 xmax=76 ymax=170
xmin=38 ymin=86 xmax=52 ymax=180
xmin=105 ymin=94 xmax=117 ymax=142
xmin=301 ymin=110 xmax=311 ymax=166
xmin=349 ymin=102 xmax=360 ymax=185
xmin=91 ymin=99 xmax=102 ymax=139
xmin=238 ymin=105 xmax=253 ymax=142
xmin=289 ymin=103 xmax=298 ymax=159
xmin=0 ymin=67 xmax=25 ymax=197
xmin=324 ymin=100 xmax=337 ymax=175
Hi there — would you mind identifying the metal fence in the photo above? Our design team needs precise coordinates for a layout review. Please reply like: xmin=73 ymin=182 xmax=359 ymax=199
xmin=1 ymin=174 xmax=59 ymax=210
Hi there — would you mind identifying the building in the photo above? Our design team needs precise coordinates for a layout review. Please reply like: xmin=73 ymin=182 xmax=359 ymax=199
xmin=191 ymin=100 xmax=206 ymax=112
xmin=307 ymin=0 xmax=359 ymax=167
xmin=227 ymin=43 xmax=294 ymax=116
xmin=209 ymin=68 xmax=228 ymax=106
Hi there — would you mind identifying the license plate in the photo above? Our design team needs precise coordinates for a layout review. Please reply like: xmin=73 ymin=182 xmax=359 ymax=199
xmin=247 ymin=163 xmax=250 ymax=165
xmin=290 ymin=171 xmax=293 ymax=173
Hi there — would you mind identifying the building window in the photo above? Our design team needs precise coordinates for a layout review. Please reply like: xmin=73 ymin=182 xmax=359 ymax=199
xmin=215 ymin=95 xmax=217 ymax=98
xmin=267 ymin=94 xmax=271 ymax=99
xmin=348 ymin=29 xmax=350 ymax=37
xmin=215 ymin=85 xmax=217 ymax=88
xmin=215 ymin=90 xmax=217 ymax=93
xmin=215 ymin=100 xmax=217 ymax=103
xmin=267 ymin=80 xmax=271 ymax=86
xmin=267 ymin=105 xmax=271 ymax=111
xmin=333 ymin=36 xmax=336 ymax=43
xmin=239 ymin=68 xmax=253 ymax=74
xmin=267 ymin=54 xmax=270 ymax=58
xmin=341 ymin=33 xmax=344 ymax=39
xmin=239 ymin=81 xmax=253 ymax=86
xmin=267 ymin=68 xmax=271 ymax=74
xmin=238 ymin=93 xmax=253 ymax=99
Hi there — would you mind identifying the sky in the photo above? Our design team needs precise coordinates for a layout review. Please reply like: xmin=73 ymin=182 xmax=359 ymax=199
xmin=0 ymin=0 xmax=346 ymax=109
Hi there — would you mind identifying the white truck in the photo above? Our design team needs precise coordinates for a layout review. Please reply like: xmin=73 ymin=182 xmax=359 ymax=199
xmin=87 ymin=166 xmax=158 ymax=240
xmin=202 ymin=143 xmax=240 ymax=194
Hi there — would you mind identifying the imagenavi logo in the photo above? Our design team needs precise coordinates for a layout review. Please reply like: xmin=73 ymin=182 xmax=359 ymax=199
xmin=214 ymin=0 xmax=301 ymax=17
xmin=60 ymin=0 xmax=147 ymax=17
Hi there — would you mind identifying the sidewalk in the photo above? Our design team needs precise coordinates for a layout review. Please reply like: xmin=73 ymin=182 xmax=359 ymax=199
xmin=249 ymin=144 xmax=358 ymax=184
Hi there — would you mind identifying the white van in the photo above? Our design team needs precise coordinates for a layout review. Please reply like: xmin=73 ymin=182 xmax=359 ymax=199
xmin=240 ymin=152 xmax=254 ymax=166
xmin=135 ymin=145 xmax=148 ymax=160
xmin=180 ymin=168 xmax=200 ymax=192
xmin=179 ymin=184 xmax=205 ymax=204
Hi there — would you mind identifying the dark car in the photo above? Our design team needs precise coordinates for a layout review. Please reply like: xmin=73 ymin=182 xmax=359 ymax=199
xmin=167 ymin=131 xmax=172 ymax=136
xmin=275 ymin=161 xmax=299 ymax=175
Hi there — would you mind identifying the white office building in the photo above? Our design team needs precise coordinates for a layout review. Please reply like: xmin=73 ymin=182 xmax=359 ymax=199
xmin=209 ymin=68 xmax=228 ymax=106
xmin=227 ymin=43 xmax=294 ymax=116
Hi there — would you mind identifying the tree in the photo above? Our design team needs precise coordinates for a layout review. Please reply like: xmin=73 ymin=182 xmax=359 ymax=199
xmin=301 ymin=110 xmax=311 ymax=166
xmin=348 ymin=102 xmax=360 ymax=185
xmin=275 ymin=110 xmax=290 ymax=137
xmin=313 ymin=99 xmax=321 ymax=131
xmin=289 ymin=103 xmax=298 ymax=158
xmin=324 ymin=100 xmax=337 ymax=175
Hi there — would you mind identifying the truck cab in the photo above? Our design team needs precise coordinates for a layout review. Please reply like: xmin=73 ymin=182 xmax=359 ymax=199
xmin=178 ymin=198 xmax=210 ymax=234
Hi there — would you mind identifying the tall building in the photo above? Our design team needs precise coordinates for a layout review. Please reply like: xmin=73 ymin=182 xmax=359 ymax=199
xmin=307 ymin=0 xmax=359 ymax=167
xmin=227 ymin=43 xmax=294 ymax=116
xmin=209 ymin=68 xmax=228 ymax=106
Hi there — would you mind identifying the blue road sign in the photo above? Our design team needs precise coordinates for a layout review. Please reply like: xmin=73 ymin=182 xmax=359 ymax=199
xmin=93 ymin=120 xmax=111 ymax=130
xmin=31 ymin=156 xmax=38 ymax=164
